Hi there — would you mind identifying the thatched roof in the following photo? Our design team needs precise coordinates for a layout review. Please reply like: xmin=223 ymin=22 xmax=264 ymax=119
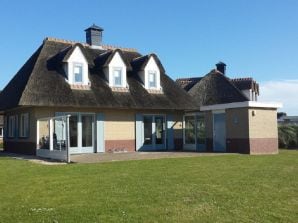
xmin=186 ymin=70 xmax=248 ymax=106
xmin=0 ymin=39 xmax=196 ymax=111
xmin=230 ymin=78 xmax=259 ymax=95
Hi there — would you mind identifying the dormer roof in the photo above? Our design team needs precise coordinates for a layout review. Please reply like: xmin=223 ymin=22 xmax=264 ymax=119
xmin=131 ymin=54 xmax=165 ymax=73
xmin=94 ymin=49 xmax=132 ymax=71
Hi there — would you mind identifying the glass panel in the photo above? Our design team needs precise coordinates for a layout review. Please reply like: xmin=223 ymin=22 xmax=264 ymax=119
xmin=113 ymin=69 xmax=122 ymax=86
xmin=144 ymin=116 xmax=152 ymax=145
xmin=82 ymin=115 xmax=93 ymax=147
xmin=69 ymin=115 xmax=78 ymax=147
xmin=196 ymin=116 xmax=206 ymax=145
xmin=38 ymin=120 xmax=50 ymax=149
xmin=74 ymin=64 xmax=83 ymax=83
xmin=54 ymin=118 xmax=66 ymax=150
xmin=185 ymin=116 xmax=195 ymax=144
xmin=155 ymin=116 xmax=164 ymax=145
xmin=148 ymin=71 xmax=156 ymax=88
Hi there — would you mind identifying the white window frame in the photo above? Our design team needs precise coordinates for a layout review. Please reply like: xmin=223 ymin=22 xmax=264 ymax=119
xmin=112 ymin=67 xmax=123 ymax=87
xmin=148 ymin=70 xmax=157 ymax=89
xmin=19 ymin=113 xmax=29 ymax=138
xmin=73 ymin=63 xmax=83 ymax=84
xmin=8 ymin=115 xmax=16 ymax=138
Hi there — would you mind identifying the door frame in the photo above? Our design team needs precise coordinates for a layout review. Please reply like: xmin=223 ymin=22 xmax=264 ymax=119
xmin=183 ymin=113 xmax=206 ymax=151
xmin=141 ymin=114 xmax=166 ymax=151
xmin=212 ymin=110 xmax=226 ymax=152
xmin=57 ymin=112 xmax=95 ymax=154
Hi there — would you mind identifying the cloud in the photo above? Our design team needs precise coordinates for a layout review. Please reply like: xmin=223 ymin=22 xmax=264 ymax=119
xmin=259 ymin=80 xmax=298 ymax=115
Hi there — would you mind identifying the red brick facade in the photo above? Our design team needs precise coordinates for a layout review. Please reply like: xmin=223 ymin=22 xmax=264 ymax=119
xmin=249 ymin=138 xmax=278 ymax=154
xmin=105 ymin=140 xmax=135 ymax=153
xmin=4 ymin=141 xmax=36 ymax=155
xmin=226 ymin=138 xmax=278 ymax=154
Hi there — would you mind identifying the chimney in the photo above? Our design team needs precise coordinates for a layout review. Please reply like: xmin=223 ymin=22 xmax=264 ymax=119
xmin=85 ymin=24 xmax=104 ymax=46
xmin=216 ymin=62 xmax=226 ymax=75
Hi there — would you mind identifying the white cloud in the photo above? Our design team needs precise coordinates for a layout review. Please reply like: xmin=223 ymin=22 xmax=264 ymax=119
xmin=259 ymin=80 xmax=298 ymax=115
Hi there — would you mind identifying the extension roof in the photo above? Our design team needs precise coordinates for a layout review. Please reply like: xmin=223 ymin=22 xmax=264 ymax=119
xmin=0 ymin=38 xmax=196 ymax=111
xmin=184 ymin=70 xmax=249 ymax=106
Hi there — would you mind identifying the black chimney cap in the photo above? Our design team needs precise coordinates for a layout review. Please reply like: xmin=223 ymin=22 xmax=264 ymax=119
xmin=216 ymin=61 xmax=226 ymax=66
xmin=85 ymin=24 xmax=104 ymax=32
xmin=216 ymin=61 xmax=226 ymax=75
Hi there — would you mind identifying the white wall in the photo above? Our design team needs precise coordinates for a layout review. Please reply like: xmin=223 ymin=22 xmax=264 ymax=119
xmin=103 ymin=51 xmax=127 ymax=88
xmin=143 ymin=56 xmax=161 ymax=90
xmin=66 ymin=47 xmax=89 ymax=85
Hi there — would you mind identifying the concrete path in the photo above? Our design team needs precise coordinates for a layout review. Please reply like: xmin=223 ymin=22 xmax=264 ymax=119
xmin=70 ymin=151 xmax=231 ymax=164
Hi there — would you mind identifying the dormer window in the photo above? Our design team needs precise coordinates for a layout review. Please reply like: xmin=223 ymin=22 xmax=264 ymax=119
xmin=148 ymin=71 xmax=157 ymax=88
xmin=102 ymin=50 xmax=129 ymax=89
xmin=74 ymin=63 xmax=83 ymax=83
xmin=113 ymin=67 xmax=123 ymax=86
xmin=62 ymin=45 xmax=90 ymax=88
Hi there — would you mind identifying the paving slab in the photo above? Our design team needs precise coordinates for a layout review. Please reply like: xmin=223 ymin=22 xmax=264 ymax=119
xmin=70 ymin=151 xmax=232 ymax=163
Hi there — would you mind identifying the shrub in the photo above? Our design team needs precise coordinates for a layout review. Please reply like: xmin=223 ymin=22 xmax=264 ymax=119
xmin=278 ymin=125 xmax=298 ymax=148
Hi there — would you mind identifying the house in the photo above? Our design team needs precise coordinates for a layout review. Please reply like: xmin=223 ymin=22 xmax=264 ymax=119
xmin=278 ymin=113 xmax=298 ymax=125
xmin=0 ymin=25 xmax=281 ymax=158
xmin=176 ymin=63 xmax=281 ymax=154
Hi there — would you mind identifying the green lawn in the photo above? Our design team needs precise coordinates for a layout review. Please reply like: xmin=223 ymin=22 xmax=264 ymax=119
xmin=0 ymin=150 xmax=297 ymax=222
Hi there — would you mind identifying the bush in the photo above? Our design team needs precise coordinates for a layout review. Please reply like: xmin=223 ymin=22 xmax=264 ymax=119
xmin=278 ymin=125 xmax=298 ymax=148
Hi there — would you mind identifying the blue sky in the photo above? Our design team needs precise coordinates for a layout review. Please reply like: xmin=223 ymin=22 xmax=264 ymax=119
xmin=0 ymin=0 xmax=297 ymax=114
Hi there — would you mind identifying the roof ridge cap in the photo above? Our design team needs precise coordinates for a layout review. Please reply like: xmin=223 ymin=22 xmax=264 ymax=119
xmin=44 ymin=37 xmax=89 ymax=47
xmin=102 ymin=44 xmax=137 ymax=52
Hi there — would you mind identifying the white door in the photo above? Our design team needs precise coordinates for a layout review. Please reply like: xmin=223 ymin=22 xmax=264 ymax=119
xmin=69 ymin=113 xmax=94 ymax=154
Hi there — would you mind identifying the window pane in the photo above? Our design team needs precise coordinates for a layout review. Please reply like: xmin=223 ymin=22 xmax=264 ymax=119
xmin=155 ymin=116 xmax=164 ymax=145
xmin=148 ymin=72 xmax=156 ymax=88
xmin=74 ymin=64 xmax=83 ymax=83
xmin=69 ymin=115 xmax=78 ymax=147
xmin=113 ymin=69 xmax=122 ymax=86
xmin=82 ymin=115 xmax=93 ymax=147
xmin=196 ymin=116 xmax=206 ymax=144
xmin=75 ymin=73 xmax=82 ymax=82
xmin=185 ymin=116 xmax=195 ymax=144
xmin=144 ymin=116 xmax=152 ymax=145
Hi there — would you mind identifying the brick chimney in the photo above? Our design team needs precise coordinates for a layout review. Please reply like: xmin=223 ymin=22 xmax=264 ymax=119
xmin=216 ymin=62 xmax=226 ymax=75
xmin=85 ymin=24 xmax=104 ymax=46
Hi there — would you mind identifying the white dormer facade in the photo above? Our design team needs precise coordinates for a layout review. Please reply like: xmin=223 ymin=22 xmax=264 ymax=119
xmin=138 ymin=56 xmax=161 ymax=90
xmin=64 ymin=46 xmax=89 ymax=86
xmin=103 ymin=51 xmax=127 ymax=88
xmin=242 ymin=89 xmax=258 ymax=101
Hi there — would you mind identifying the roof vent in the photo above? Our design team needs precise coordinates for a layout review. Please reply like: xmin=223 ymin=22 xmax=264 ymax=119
xmin=216 ymin=62 xmax=226 ymax=75
xmin=85 ymin=24 xmax=104 ymax=47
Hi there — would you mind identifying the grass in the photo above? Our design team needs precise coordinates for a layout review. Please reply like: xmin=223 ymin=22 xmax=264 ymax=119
xmin=0 ymin=150 xmax=297 ymax=222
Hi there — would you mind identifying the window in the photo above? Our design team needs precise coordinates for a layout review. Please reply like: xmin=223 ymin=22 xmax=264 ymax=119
xmin=185 ymin=116 xmax=195 ymax=144
xmin=19 ymin=113 xmax=29 ymax=138
xmin=148 ymin=71 xmax=157 ymax=88
xmin=113 ymin=68 xmax=122 ymax=87
xmin=0 ymin=127 xmax=3 ymax=137
xmin=73 ymin=63 xmax=83 ymax=83
xmin=8 ymin=116 xmax=16 ymax=138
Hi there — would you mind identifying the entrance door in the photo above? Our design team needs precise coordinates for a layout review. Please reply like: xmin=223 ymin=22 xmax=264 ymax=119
xmin=213 ymin=113 xmax=226 ymax=152
xmin=142 ymin=115 xmax=165 ymax=150
xmin=69 ymin=113 xmax=94 ymax=154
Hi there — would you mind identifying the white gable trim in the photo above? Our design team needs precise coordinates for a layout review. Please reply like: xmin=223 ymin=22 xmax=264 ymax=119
xmin=104 ymin=51 xmax=127 ymax=88
xmin=65 ymin=46 xmax=89 ymax=86
xmin=143 ymin=56 xmax=161 ymax=90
